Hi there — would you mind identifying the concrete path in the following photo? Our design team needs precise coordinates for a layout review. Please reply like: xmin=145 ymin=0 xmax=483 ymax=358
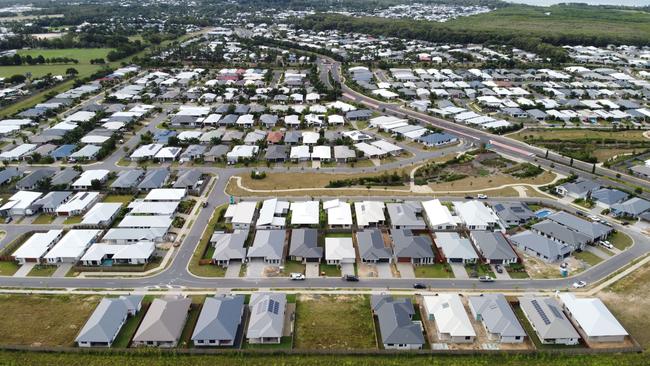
xmin=450 ymin=263 xmax=468 ymax=279
xmin=396 ymin=263 xmax=415 ymax=279
xmin=492 ymin=265 xmax=511 ymax=280
xmin=224 ymin=263 xmax=241 ymax=278
xmin=377 ymin=263 xmax=393 ymax=278
xmin=341 ymin=263 xmax=355 ymax=277
xmin=52 ymin=263 xmax=72 ymax=278
xmin=246 ymin=260 xmax=265 ymax=278
xmin=13 ymin=263 xmax=34 ymax=277
xmin=305 ymin=263 xmax=319 ymax=278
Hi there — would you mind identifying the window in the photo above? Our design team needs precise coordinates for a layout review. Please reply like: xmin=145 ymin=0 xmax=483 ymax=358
xmin=465 ymin=336 xmax=471 ymax=340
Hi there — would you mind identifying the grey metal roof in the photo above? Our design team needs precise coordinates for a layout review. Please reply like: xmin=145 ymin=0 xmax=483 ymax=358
xmin=531 ymin=220 xmax=591 ymax=249
xmin=180 ymin=145 xmax=207 ymax=160
xmin=111 ymin=169 xmax=144 ymax=189
xmin=247 ymin=293 xmax=286 ymax=339
xmin=76 ymin=298 xmax=129 ymax=344
xmin=247 ymin=230 xmax=285 ymax=261
xmin=492 ymin=202 xmax=535 ymax=225
xmin=137 ymin=169 xmax=170 ymax=190
xmin=205 ymin=145 xmax=229 ymax=158
xmin=284 ymin=131 xmax=301 ymax=144
xmin=591 ymin=188 xmax=628 ymax=206
xmin=518 ymin=296 xmax=579 ymax=341
xmin=191 ymin=295 xmax=245 ymax=342
xmin=265 ymin=145 xmax=287 ymax=160
xmin=211 ymin=230 xmax=248 ymax=262
xmin=435 ymin=232 xmax=478 ymax=261
xmin=558 ymin=179 xmax=599 ymax=197
xmin=356 ymin=229 xmax=391 ymax=261
xmin=470 ymin=231 xmax=517 ymax=261
xmin=391 ymin=229 xmax=434 ymax=259
xmin=374 ymin=295 xmax=424 ymax=345
xmin=0 ymin=167 xmax=20 ymax=185
xmin=510 ymin=230 xmax=572 ymax=261
xmin=32 ymin=191 xmax=71 ymax=210
xmin=468 ymin=294 xmax=526 ymax=339
xmin=51 ymin=168 xmax=80 ymax=186
xmin=289 ymin=228 xmax=322 ymax=259
xmin=16 ymin=168 xmax=55 ymax=189
xmin=611 ymin=197 xmax=650 ymax=216
xmin=133 ymin=296 xmax=191 ymax=343
xmin=173 ymin=169 xmax=202 ymax=188
xmin=547 ymin=211 xmax=611 ymax=240
xmin=386 ymin=202 xmax=425 ymax=228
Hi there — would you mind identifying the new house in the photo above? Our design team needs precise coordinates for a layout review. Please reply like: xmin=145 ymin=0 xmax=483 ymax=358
xmin=423 ymin=294 xmax=476 ymax=343
xmin=289 ymin=229 xmax=322 ymax=263
xmin=518 ymin=296 xmax=580 ymax=345
xmin=290 ymin=201 xmax=320 ymax=226
xmin=192 ymin=295 xmax=245 ymax=347
xmin=247 ymin=230 xmax=285 ymax=265
xmin=372 ymin=295 xmax=424 ymax=350
xmin=558 ymin=293 xmax=628 ymax=343
xmin=434 ymin=232 xmax=478 ymax=264
xmin=510 ymin=230 xmax=572 ymax=263
xmin=468 ymin=294 xmax=526 ymax=343
xmin=246 ymin=293 xmax=287 ymax=344
xmin=453 ymin=201 xmax=499 ymax=231
xmin=354 ymin=201 xmax=386 ymax=227
xmin=12 ymin=230 xmax=63 ymax=264
xmin=356 ymin=229 xmax=392 ymax=263
xmin=323 ymin=199 xmax=353 ymax=228
xmin=43 ymin=229 xmax=101 ymax=264
xmin=386 ymin=202 xmax=426 ymax=230
xmin=325 ymin=237 xmax=355 ymax=265
xmin=132 ymin=296 xmax=191 ymax=347
xmin=391 ymin=229 xmax=434 ymax=265
xmin=470 ymin=231 xmax=518 ymax=265
xmin=224 ymin=201 xmax=257 ymax=229
xmin=256 ymin=198 xmax=289 ymax=229
xmin=421 ymin=199 xmax=457 ymax=230
xmin=76 ymin=296 xmax=143 ymax=348
xmin=211 ymin=230 xmax=248 ymax=267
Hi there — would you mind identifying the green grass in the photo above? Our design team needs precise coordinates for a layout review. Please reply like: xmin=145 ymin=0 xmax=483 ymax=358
xmin=63 ymin=216 xmax=83 ymax=225
xmin=0 ymin=261 xmax=19 ymax=276
xmin=513 ymin=304 xmax=583 ymax=350
xmin=508 ymin=271 xmax=530 ymax=279
xmin=112 ymin=302 xmax=148 ymax=348
xmin=243 ymin=336 xmax=293 ymax=350
xmin=414 ymin=264 xmax=454 ymax=279
xmin=574 ymin=250 xmax=603 ymax=267
xmin=188 ymin=204 xmax=227 ymax=277
xmin=281 ymin=261 xmax=306 ymax=276
xmin=32 ymin=214 xmax=56 ymax=224
xmin=178 ymin=303 xmax=202 ymax=349
xmin=294 ymin=294 xmax=375 ymax=350
xmin=102 ymin=195 xmax=134 ymax=206
xmin=464 ymin=263 xmax=495 ymax=278
xmin=318 ymin=263 xmax=340 ymax=277
xmin=27 ymin=265 xmax=57 ymax=277
xmin=609 ymin=231 xmax=633 ymax=250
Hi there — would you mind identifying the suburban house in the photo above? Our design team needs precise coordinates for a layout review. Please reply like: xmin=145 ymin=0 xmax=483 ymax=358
xmin=55 ymin=191 xmax=100 ymax=216
xmin=12 ymin=229 xmax=63 ymax=264
xmin=611 ymin=197 xmax=650 ymax=218
xmin=421 ymin=199 xmax=457 ymax=230
xmin=391 ymin=229 xmax=434 ymax=265
xmin=372 ymin=295 xmax=424 ymax=350
xmin=518 ymin=296 xmax=580 ymax=345
xmin=31 ymin=191 xmax=72 ymax=214
xmin=354 ymin=201 xmax=386 ymax=227
xmin=558 ymin=293 xmax=628 ymax=343
xmin=510 ymin=230 xmax=572 ymax=263
xmin=546 ymin=212 xmax=612 ymax=243
xmin=423 ymin=294 xmax=476 ymax=343
xmin=356 ymin=229 xmax=392 ymax=263
xmin=246 ymin=293 xmax=287 ymax=344
xmin=289 ymin=229 xmax=322 ymax=263
xmin=43 ymin=229 xmax=101 ymax=264
xmin=247 ymin=230 xmax=286 ymax=265
xmin=71 ymin=169 xmax=110 ymax=190
xmin=468 ymin=294 xmax=526 ymax=343
xmin=256 ymin=198 xmax=290 ymax=229
xmin=79 ymin=202 xmax=122 ymax=228
xmin=591 ymin=188 xmax=628 ymax=209
xmin=76 ymin=296 xmax=143 ymax=348
xmin=192 ymin=295 xmax=245 ymax=347
xmin=470 ymin=231 xmax=518 ymax=265
xmin=224 ymin=201 xmax=257 ymax=229
xmin=210 ymin=230 xmax=248 ymax=267
xmin=80 ymin=241 xmax=155 ymax=266
xmin=453 ymin=201 xmax=500 ymax=231
xmin=554 ymin=179 xmax=599 ymax=199
xmin=324 ymin=199 xmax=353 ymax=228
xmin=434 ymin=232 xmax=478 ymax=264
xmin=386 ymin=202 xmax=426 ymax=230
xmin=290 ymin=201 xmax=320 ymax=226
xmin=132 ymin=296 xmax=192 ymax=348
xmin=325 ymin=237 xmax=356 ymax=265
xmin=492 ymin=202 xmax=535 ymax=227
xmin=0 ymin=191 xmax=42 ymax=216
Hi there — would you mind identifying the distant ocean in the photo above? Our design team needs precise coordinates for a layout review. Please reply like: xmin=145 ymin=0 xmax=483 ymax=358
xmin=504 ymin=0 xmax=650 ymax=6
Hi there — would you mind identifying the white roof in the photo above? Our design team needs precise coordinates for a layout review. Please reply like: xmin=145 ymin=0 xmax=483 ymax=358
xmin=422 ymin=199 xmax=456 ymax=228
xmin=64 ymin=110 xmax=95 ymax=123
xmin=81 ymin=241 xmax=155 ymax=262
xmin=118 ymin=215 xmax=173 ymax=229
xmin=290 ymin=201 xmax=319 ymax=225
xmin=301 ymin=131 xmax=319 ymax=144
xmin=558 ymin=293 xmax=627 ymax=338
xmin=354 ymin=142 xmax=385 ymax=157
xmin=256 ymin=198 xmax=289 ymax=227
xmin=354 ymin=201 xmax=386 ymax=227
xmin=311 ymin=145 xmax=331 ymax=160
xmin=325 ymin=237 xmax=355 ymax=262
xmin=453 ymin=201 xmax=498 ymax=227
xmin=177 ymin=130 xmax=203 ymax=141
xmin=155 ymin=147 xmax=182 ymax=159
xmin=81 ymin=202 xmax=122 ymax=225
xmin=290 ymin=145 xmax=310 ymax=160
xmin=144 ymin=188 xmax=186 ymax=201
xmin=131 ymin=143 xmax=164 ymax=160
xmin=128 ymin=201 xmax=180 ymax=215
xmin=0 ymin=191 xmax=42 ymax=211
xmin=72 ymin=170 xmax=109 ymax=188
xmin=224 ymin=201 xmax=257 ymax=225
xmin=55 ymin=192 xmax=99 ymax=215
xmin=227 ymin=145 xmax=259 ymax=159
xmin=0 ymin=144 xmax=37 ymax=159
xmin=12 ymin=230 xmax=63 ymax=260
xmin=371 ymin=140 xmax=402 ymax=154
xmin=43 ymin=230 xmax=100 ymax=260
xmin=324 ymin=199 xmax=352 ymax=226
xmin=423 ymin=294 xmax=476 ymax=337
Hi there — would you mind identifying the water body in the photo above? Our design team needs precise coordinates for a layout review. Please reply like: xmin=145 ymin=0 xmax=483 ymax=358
xmin=505 ymin=0 xmax=650 ymax=6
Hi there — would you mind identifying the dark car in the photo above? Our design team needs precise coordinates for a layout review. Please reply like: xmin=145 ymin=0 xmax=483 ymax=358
xmin=413 ymin=283 xmax=426 ymax=289
xmin=342 ymin=274 xmax=359 ymax=282
xmin=464 ymin=195 xmax=473 ymax=200
xmin=495 ymin=264 xmax=503 ymax=273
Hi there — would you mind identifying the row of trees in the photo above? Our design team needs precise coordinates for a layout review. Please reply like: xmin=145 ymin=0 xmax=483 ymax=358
xmin=0 ymin=54 xmax=78 ymax=66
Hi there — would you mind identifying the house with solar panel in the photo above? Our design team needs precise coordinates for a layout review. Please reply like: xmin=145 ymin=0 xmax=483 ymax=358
xmin=246 ymin=293 xmax=287 ymax=344
xmin=518 ymin=296 xmax=580 ymax=345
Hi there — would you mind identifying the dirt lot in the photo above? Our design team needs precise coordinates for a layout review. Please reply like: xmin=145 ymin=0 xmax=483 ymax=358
xmin=0 ymin=294 xmax=100 ymax=346
xmin=518 ymin=250 xmax=586 ymax=279
xmin=427 ymin=171 xmax=556 ymax=192
xmin=510 ymin=129 xmax=649 ymax=142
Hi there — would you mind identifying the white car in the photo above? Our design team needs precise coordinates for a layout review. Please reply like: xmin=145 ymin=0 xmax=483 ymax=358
xmin=572 ymin=280 xmax=587 ymax=288
xmin=290 ymin=273 xmax=305 ymax=280
xmin=600 ymin=241 xmax=614 ymax=249
xmin=476 ymin=194 xmax=488 ymax=199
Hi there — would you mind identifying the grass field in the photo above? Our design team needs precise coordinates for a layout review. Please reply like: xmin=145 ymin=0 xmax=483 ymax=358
xmin=294 ymin=294 xmax=376 ymax=350
xmin=414 ymin=264 xmax=454 ymax=279
xmin=574 ymin=250 xmax=603 ymax=267
xmin=112 ymin=302 xmax=148 ymax=348
xmin=0 ymin=48 xmax=114 ymax=79
xmin=102 ymin=194 xmax=134 ymax=206
xmin=0 ymin=294 xmax=99 ymax=346
xmin=511 ymin=129 xmax=648 ymax=142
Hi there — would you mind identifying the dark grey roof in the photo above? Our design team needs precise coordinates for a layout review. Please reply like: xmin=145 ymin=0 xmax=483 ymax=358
xmin=265 ymin=145 xmax=287 ymax=160
xmin=284 ymin=131 xmax=301 ymax=144
xmin=391 ymin=229 xmax=434 ymax=259
xmin=211 ymin=230 xmax=248 ymax=262
xmin=173 ymin=170 xmax=202 ymax=188
xmin=191 ymin=295 xmax=245 ymax=342
xmin=547 ymin=211 xmax=612 ymax=240
xmin=289 ymin=228 xmax=322 ymax=259
xmin=612 ymin=197 xmax=650 ymax=216
xmin=558 ymin=179 xmax=600 ymax=197
xmin=591 ymin=188 xmax=628 ymax=205
xmin=16 ymin=168 xmax=56 ymax=189
xmin=468 ymin=294 xmax=526 ymax=339
xmin=470 ymin=231 xmax=517 ymax=261
xmin=531 ymin=220 xmax=590 ymax=249
xmin=76 ymin=298 xmax=129 ymax=344
xmin=51 ymin=168 xmax=80 ymax=186
xmin=32 ymin=191 xmax=71 ymax=210
xmin=518 ymin=296 xmax=579 ymax=341
xmin=133 ymin=296 xmax=191 ymax=343
xmin=510 ymin=230 xmax=572 ymax=261
xmin=247 ymin=230 xmax=285 ymax=261
xmin=205 ymin=145 xmax=230 ymax=158
xmin=374 ymin=295 xmax=424 ymax=345
xmin=137 ymin=169 xmax=169 ymax=190
xmin=110 ymin=169 xmax=144 ymax=189
xmin=356 ymin=229 xmax=392 ymax=261
xmin=0 ymin=167 xmax=20 ymax=185
xmin=492 ymin=202 xmax=535 ymax=225
xmin=386 ymin=202 xmax=425 ymax=228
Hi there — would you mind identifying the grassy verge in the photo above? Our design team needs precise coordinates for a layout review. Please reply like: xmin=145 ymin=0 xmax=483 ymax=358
xmin=281 ymin=261 xmax=306 ymax=276
xmin=610 ymin=231 xmax=633 ymax=250
xmin=0 ymin=261 xmax=19 ymax=276
xmin=27 ymin=265 xmax=57 ymax=277
xmin=319 ymin=263 xmax=340 ymax=277
xmin=188 ymin=204 xmax=227 ymax=277
xmin=414 ymin=264 xmax=454 ymax=279
xmin=574 ymin=250 xmax=603 ymax=267
xmin=464 ymin=263 xmax=495 ymax=278
xmin=243 ymin=336 xmax=293 ymax=350
xmin=63 ymin=216 xmax=83 ymax=225
xmin=102 ymin=195 xmax=134 ymax=206
xmin=32 ymin=214 xmax=56 ymax=224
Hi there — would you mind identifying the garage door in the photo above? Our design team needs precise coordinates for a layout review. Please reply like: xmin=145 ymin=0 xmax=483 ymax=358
xmin=306 ymin=257 xmax=320 ymax=262
xmin=378 ymin=258 xmax=390 ymax=263
xmin=397 ymin=257 xmax=411 ymax=263
xmin=449 ymin=258 xmax=463 ymax=263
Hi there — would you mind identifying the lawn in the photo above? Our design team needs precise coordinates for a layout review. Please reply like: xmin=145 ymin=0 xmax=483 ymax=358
xmin=319 ymin=263 xmax=340 ymax=277
xmin=574 ymin=250 xmax=603 ymax=267
xmin=32 ymin=214 xmax=55 ymax=224
xmin=27 ymin=265 xmax=57 ymax=277
xmin=294 ymin=294 xmax=376 ymax=350
xmin=281 ymin=261 xmax=306 ymax=276
xmin=609 ymin=231 xmax=633 ymax=250
xmin=511 ymin=129 xmax=648 ymax=142
xmin=63 ymin=216 xmax=83 ymax=225
xmin=178 ymin=301 xmax=203 ymax=349
xmin=414 ymin=263 xmax=454 ymax=278
xmin=512 ymin=304 xmax=582 ymax=350
xmin=102 ymin=194 xmax=134 ymax=206
xmin=464 ymin=263 xmax=495 ymax=278
xmin=0 ymin=294 xmax=100 ymax=346
xmin=0 ymin=261 xmax=18 ymax=276
xmin=188 ymin=204 xmax=227 ymax=277
xmin=112 ymin=302 xmax=148 ymax=348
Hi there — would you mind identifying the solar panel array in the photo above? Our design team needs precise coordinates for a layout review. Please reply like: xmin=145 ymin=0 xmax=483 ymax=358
xmin=548 ymin=304 xmax=564 ymax=319
xmin=267 ymin=299 xmax=280 ymax=314
xmin=531 ymin=299 xmax=551 ymax=325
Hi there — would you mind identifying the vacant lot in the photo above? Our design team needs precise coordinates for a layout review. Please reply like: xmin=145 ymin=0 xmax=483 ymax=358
xmin=0 ymin=48 xmax=113 ymax=79
xmin=0 ymin=294 xmax=99 ymax=346
xmin=427 ymin=171 xmax=556 ymax=192
xmin=294 ymin=294 xmax=376 ymax=350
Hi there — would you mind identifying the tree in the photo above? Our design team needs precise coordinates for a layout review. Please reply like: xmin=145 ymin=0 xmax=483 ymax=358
xmin=90 ymin=179 xmax=102 ymax=190
xmin=65 ymin=67 xmax=78 ymax=78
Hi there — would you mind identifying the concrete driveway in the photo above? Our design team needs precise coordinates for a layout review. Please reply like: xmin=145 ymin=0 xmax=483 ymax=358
xmin=584 ymin=245 xmax=611 ymax=260
xmin=305 ymin=263 xmax=319 ymax=278
xmin=246 ymin=259 xmax=266 ymax=278
xmin=376 ymin=263 xmax=393 ymax=278
xmin=224 ymin=262 xmax=241 ymax=278
xmin=13 ymin=263 xmax=34 ymax=277
xmin=450 ymin=263 xmax=468 ymax=279
xmin=396 ymin=263 xmax=415 ymax=279
xmin=341 ymin=263 xmax=355 ymax=276
xmin=492 ymin=264 xmax=511 ymax=280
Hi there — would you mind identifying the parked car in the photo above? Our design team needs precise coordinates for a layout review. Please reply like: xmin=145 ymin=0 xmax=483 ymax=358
xmin=202 ymin=201 xmax=209 ymax=208
xmin=342 ymin=274 xmax=359 ymax=282
xmin=572 ymin=280 xmax=587 ymax=288
xmin=290 ymin=273 xmax=305 ymax=280
xmin=478 ymin=276 xmax=494 ymax=282
xmin=413 ymin=283 xmax=426 ymax=289
xmin=476 ymin=194 xmax=488 ymax=199
xmin=600 ymin=241 xmax=613 ymax=249
xmin=464 ymin=195 xmax=473 ymax=199
xmin=4 ymin=217 xmax=11 ymax=224
xmin=495 ymin=264 xmax=503 ymax=273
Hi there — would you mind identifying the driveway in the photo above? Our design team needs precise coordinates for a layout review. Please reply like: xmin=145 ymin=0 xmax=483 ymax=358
xmin=13 ymin=263 xmax=34 ymax=277
xmin=341 ymin=263 xmax=355 ymax=276
xmin=450 ymin=263 xmax=468 ymax=279
xmin=376 ymin=262 xmax=393 ymax=278
xmin=246 ymin=259 xmax=266 ymax=278
xmin=224 ymin=262 xmax=241 ymax=278
xmin=492 ymin=265 xmax=511 ymax=280
xmin=52 ymin=263 xmax=72 ymax=278
xmin=305 ymin=263 xmax=319 ymax=278
xmin=396 ymin=263 xmax=415 ymax=279
xmin=584 ymin=245 xmax=611 ymax=260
